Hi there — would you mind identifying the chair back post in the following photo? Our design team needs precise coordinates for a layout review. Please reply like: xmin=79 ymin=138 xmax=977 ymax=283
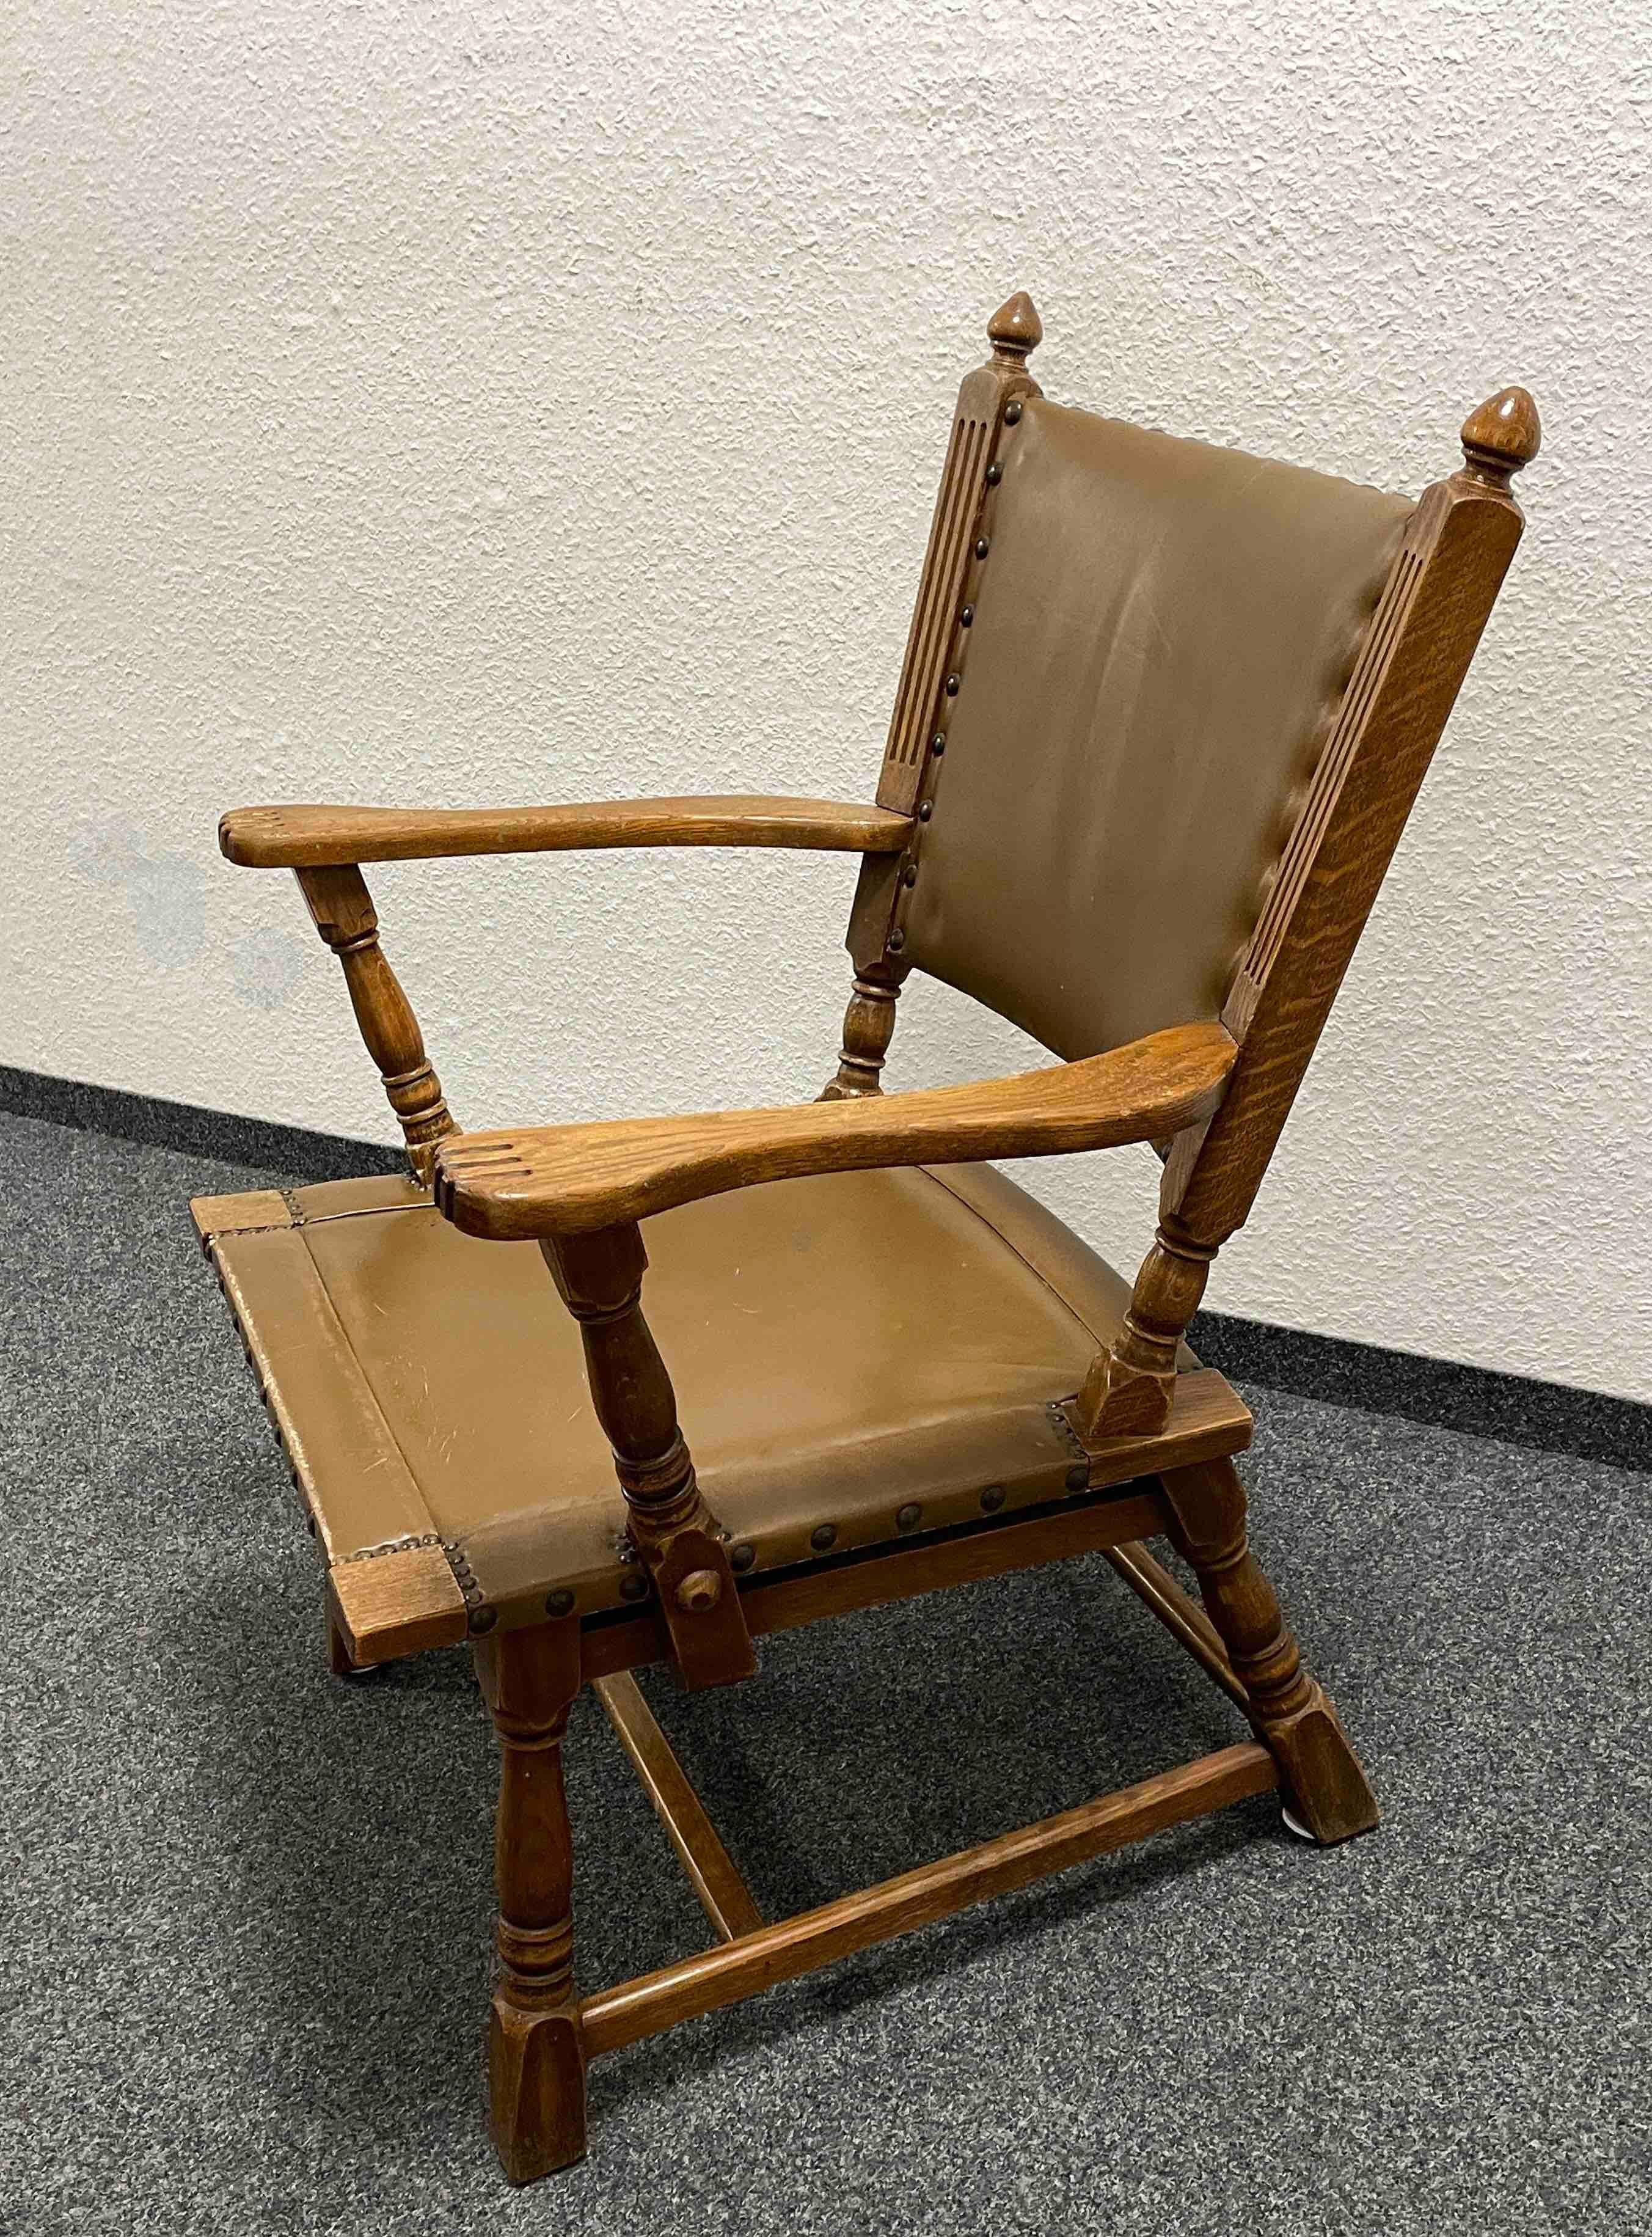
xmin=1076 ymin=386 xmax=1540 ymax=1442
xmin=822 ymin=291 xmax=1045 ymax=1099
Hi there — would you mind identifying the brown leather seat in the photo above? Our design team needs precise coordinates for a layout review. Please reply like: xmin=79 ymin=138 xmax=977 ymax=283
xmin=202 ymin=1159 xmax=1204 ymax=1627
xmin=194 ymin=287 xmax=1541 ymax=2186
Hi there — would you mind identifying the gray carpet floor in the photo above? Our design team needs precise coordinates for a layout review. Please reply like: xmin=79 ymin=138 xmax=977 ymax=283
xmin=2 ymin=1110 xmax=1646 ymax=2236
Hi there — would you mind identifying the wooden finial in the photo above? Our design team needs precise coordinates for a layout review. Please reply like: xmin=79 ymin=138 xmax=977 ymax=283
xmin=1460 ymin=386 xmax=1541 ymax=486
xmin=987 ymin=290 xmax=1043 ymax=364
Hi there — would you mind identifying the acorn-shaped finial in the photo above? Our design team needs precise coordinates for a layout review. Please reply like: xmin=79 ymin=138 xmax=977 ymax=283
xmin=987 ymin=290 xmax=1043 ymax=364
xmin=1460 ymin=386 xmax=1541 ymax=486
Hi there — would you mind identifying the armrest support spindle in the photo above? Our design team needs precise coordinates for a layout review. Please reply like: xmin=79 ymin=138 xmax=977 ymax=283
xmin=542 ymin=1226 xmax=757 ymax=1690
xmin=295 ymin=864 xmax=457 ymax=1185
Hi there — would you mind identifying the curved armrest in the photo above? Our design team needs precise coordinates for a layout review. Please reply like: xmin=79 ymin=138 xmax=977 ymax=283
xmin=220 ymin=795 xmax=912 ymax=869
xmin=433 ymin=1023 xmax=1237 ymax=1240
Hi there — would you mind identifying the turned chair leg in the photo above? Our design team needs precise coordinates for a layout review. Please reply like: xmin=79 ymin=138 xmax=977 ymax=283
xmin=1157 ymin=1459 xmax=1379 ymax=1844
xmin=477 ymin=1622 xmax=587 ymax=2182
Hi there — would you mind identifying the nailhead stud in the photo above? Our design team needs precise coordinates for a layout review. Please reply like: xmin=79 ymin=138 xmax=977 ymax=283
xmin=981 ymin=1484 xmax=1006 ymax=1513
xmin=974 ymin=537 xmax=990 ymax=559
xmin=811 ymin=1523 xmax=837 ymax=1551
xmin=1066 ymin=1463 xmax=1089 ymax=1491
xmin=945 ymin=673 xmax=960 ymax=696
xmin=902 ymin=865 xmax=918 ymax=887
xmin=960 ymin=604 xmax=974 ymax=627
xmin=889 ymin=930 xmax=905 ymax=951
xmin=469 ymin=1605 xmax=498 ymax=1635
xmin=620 ymin=1572 xmax=649 ymax=1602
xmin=546 ymin=1588 xmax=574 ymax=1617
xmin=896 ymin=1502 xmax=923 ymax=1532
xmin=918 ymin=802 xmax=933 ymax=822
xmin=1004 ymin=401 xmax=1023 ymax=425
xmin=985 ymin=462 xmax=1002 ymax=485
xmin=730 ymin=1542 xmax=756 ymax=1573
xmin=930 ymin=734 xmax=946 ymax=756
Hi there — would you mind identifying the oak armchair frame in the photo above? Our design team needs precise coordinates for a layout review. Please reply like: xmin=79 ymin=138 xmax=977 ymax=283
xmin=212 ymin=292 xmax=1539 ymax=2183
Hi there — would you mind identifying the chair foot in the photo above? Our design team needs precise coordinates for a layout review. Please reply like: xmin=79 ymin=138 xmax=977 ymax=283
xmin=488 ymin=1994 xmax=587 ymax=2183
xmin=1261 ymin=1682 xmax=1378 ymax=1844
xmin=1158 ymin=1459 xmax=1378 ymax=1847
xmin=480 ymin=1619 xmax=587 ymax=2184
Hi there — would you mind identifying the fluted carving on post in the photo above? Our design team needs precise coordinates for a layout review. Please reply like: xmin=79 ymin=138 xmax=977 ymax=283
xmin=295 ymin=863 xmax=457 ymax=1184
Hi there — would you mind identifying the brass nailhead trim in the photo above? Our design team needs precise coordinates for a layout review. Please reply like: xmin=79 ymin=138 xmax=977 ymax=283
xmin=546 ymin=1589 xmax=575 ymax=1618
xmin=896 ymin=1502 xmax=923 ymax=1532
xmin=980 ymin=1484 xmax=1006 ymax=1513
xmin=339 ymin=1532 xmax=443 ymax=1564
xmin=620 ymin=1572 xmax=649 ymax=1603
xmin=1004 ymin=401 xmax=1023 ymax=425
xmin=811 ymin=1523 xmax=837 ymax=1552
xmin=985 ymin=462 xmax=1002 ymax=485
xmin=729 ymin=1542 xmax=756 ymax=1573
xmin=974 ymin=537 xmax=989 ymax=559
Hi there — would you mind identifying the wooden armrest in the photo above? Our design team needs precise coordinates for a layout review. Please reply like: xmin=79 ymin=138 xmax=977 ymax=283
xmin=433 ymin=1023 xmax=1238 ymax=1240
xmin=219 ymin=796 xmax=913 ymax=869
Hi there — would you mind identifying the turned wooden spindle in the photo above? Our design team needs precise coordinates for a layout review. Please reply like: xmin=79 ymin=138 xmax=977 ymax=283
xmin=541 ymin=1225 xmax=756 ymax=1689
xmin=819 ymin=965 xmax=907 ymax=1100
xmin=1457 ymin=386 xmax=1541 ymax=492
xmin=476 ymin=1620 xmax=587 ymax=2183
xmin=294 ymin=863 xmax=457 ymax=1184
xmin=1157 ymin=1459 xmax=1378 ymax=1843
xmin=1075 ymin=1214 xmax=1219 ymax=1440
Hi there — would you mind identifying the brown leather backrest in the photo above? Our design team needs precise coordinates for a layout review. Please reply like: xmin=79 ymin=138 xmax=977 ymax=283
xmin=900 ymin=397 xmax=1415 ymax=1060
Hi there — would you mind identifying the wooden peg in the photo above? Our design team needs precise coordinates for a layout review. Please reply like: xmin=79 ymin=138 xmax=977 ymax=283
xmin=987 ymin=290 xmax=1043 ymax=365
xmin=1458 ymin=386 xmax=1541 ymax=489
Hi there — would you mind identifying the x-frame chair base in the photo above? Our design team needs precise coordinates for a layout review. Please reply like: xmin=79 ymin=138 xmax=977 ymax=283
xmin=466 ymin=1451 xmax=1378 ymax=2185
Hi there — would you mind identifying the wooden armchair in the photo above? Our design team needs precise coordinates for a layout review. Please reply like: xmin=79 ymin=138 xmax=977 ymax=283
xmin=194 ymin=291 xmax=1540 ymax=2183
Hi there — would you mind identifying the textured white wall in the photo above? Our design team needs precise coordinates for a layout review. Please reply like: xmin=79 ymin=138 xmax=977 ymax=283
xmin=4 ymin=1 xmax=1649 ymax=1399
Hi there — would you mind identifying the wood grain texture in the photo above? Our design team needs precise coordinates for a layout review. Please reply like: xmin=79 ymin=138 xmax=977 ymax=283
xmin=1158 ymin=1457 xmax=1379 ymax=1844
xmin=477 ymin=1621 xmax=588 ymax=2183
xmin=434 ymin=1021 xmax=1238 ymax=1240
xmin=580 ymin=1741 xmax=1276 ymax=2055
xmin=295 ymin=863 xmax=458 ymax=1184
xmin=875 ymin=293 xmax=1043 ymax=818
xmin=327 ymin=1543 xmax=469 ymax=1666
xmin=577 ymin=1362 xmax=1255 ymax=1682
xmin=221 ymin=796 xmax=912 ymax=868
xmin=541 ymin=1226 xmax=756 ymax=1691
xmin=593 ymin=1674 xmax=764 ymax=1941
xmin=1171 ymin=440 xmax=1530 ymax=1245
xmin=1081 ymin=398 xmax=1537 ymax=1439
xmin=1103 ymin=1540 xmax=1252 ymax=1718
